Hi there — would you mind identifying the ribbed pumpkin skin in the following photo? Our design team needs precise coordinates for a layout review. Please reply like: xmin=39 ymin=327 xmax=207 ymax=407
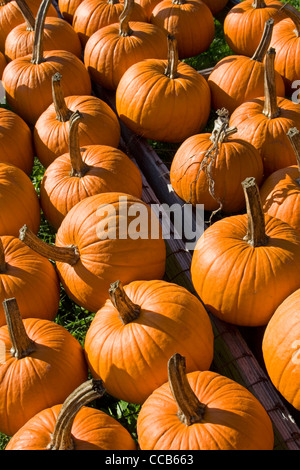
xmin=0 ymin=318 xmax=88 ymax=436
xmin=40 ymin=146 xmax=143 ymax=229
xmin=170 ymin=133 xmax=264 ymax=213
xmin=0 ymin=51 xmax=6 ymax=77
xmin=223 ymin=0 xmax=287 ymax=57
xmin=0 ymin=236 xmax=60 ymax=327
xmin=137 ymin=370 xmax=274 ymax=450
xmin=116 ymin=59 xmax=211 ymax=143
xmin=4 ymin=18 xmax=82 ymax=62
xmin=6 ymin=404 xmax=137 ymax=450
xmin=85 ymin=280 xmax=214 ymax=404
xmin=0 ymin=0 xmax=58 ymax=52
xmin=0 ymin=163 xmax=40 ymax=237
xmin=191 ymin=214 xmax=300 ymax=326
xmin=55 ymin=193 xmax=166 ymax=312
xmin=0 ymin=107 xmax=34 ymax=175
xmin=84 ymin=21 xmax=168 ymax=91
xmin=2 ymin=51 xmax=91 ymax=125
xmin=260 ymin=165 xmax=300 ymax=234
xmin=58 ymin=0 xmax=84 ymax=23
xmin=72 ymin=0 xmax=148 ymax=46
xmin=34 ymin=95 xmax=121 ymax=168
xmin=135 ymin=0 xmax=162 ymax=20
xmin=229 ymin=97 xmax=300 ymax=178
xmin=262 ymin=289 xmax=300 ymax=411
xmin=202 ymin=0 xmax=228 ymax=15
xmin=208 ymin=55 xmax=285 ymax=114
xmin=150 ymin=0 xmax=215 ymax=59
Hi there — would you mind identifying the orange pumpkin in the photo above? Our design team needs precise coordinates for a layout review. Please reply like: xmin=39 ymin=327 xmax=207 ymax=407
xmin=85 ymin=279 xmax=214 ymax=404
xmin=208 ymin=19 xmax=285 ymax=114
xmin=191 ymin=177 xmax=300 ymax=327
xmin=2 ymin=0 xmax=91 ymax=125
xmin=137 ymin=353 xmax=274 ymax=450
xmin=150 ymin=0 xmax=215 ymax=59
xmin=135 ymin=0 xmax=161 ymax=20
xmin=262 ymin=289 xmax=300 ymax=411
xmin=20 ymin=192 xmax=166 ymax=313
xmin=6 ymin=379 xmax=137 ymax=450
xmin=58 ymin=0 xmax=84 ymax=23
xmin=0 ymin=298 xmax=88 ymax=436
xmin=0 ymin=107 xmax=34 ymax=175
xmin=33 ymin=72 xmax=121 ymax=168
xmin=84 ymin=0 xmax=168 ymax=91
xmin=201 ymin=0 xmax=228 ymax=16
xmin=40 ymin=110 xmax=143 ymax=229
xmin=116 ymin=35 xmax=211 ymax=142
xmin=0 ymin=236 xmax=60 ymax=327
xmin=0 ymin=50 xmax=6 ymax=77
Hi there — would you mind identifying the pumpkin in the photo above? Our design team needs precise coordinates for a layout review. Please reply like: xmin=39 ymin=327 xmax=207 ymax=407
xmin=191 ymin=177 xmax=300 ymax=327
xmin=72 ymin=0 xmax=148 ymax=47
xmin=84 ymin=0 xmax=168 ymax=91
xmin=58 ymin=0 xmax=84 ymax=23
xmin=229 ymin=48 xmax=300 ymax=178
xmin=0 ymin=235 xmax=60 ymax=327
xmin=6 ymin=379 xmax=137 ymax=450
xmin=40 ymin=110 xmax=143 ymax=229
xmin=115 ymin=35 xmax=211 ymax=142
xmin=33 ymin=72 xmax=121 ymax=168
xmin=0 ymin=162 xmax=40 ymax=237
xmin=135 ymin=0 xmax=161 ymax=20
xmin=170 ymin=108 xmax=264 ymax=214
xmin=19 ymin=192 xmax=166 ymax=313
xmin=0 ymin=297 xmax=88 ymax=436
xmin=0 ymin=107 xmax=34 ymax=175
xmin=208 ymin=19 xmax=285 ymax=114
xmin=0 ymin=0 xmax=58 ymax=52
xmin=85 ymin=279 xmax=214 ymax=404
xmin=223 ymin=0 xmax=287 ymax=57
xmin=270 ymin=4 xmax=300 ymax=96
xmin=4 ymin=0 xmax=82 ymax=61
xmin=262 ymin=289 xmax=300 ymax=411
xmin=201 ymin=0 xmax=228 ymax=16
xmin=150 ymin=0 xmax=215 ymax=59
xmin=0 ymin=50 xmax=6 ymax=77
xmin=137 ymin=353 xmax=274 ymax=450
xmin=2 ymin=0 xmax=91 ymax=125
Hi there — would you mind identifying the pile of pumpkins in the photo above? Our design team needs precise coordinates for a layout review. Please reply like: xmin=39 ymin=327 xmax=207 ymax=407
xmin=0 ymin=0 xmax=299 ymax=451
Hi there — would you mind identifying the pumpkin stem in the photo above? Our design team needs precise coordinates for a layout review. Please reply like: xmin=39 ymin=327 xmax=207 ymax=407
xmin=172 ymin=0 xmax=186 ymax=4
xmin=0 ymin=238 xmax=6 ymax=273
xmin=47 ymin=379 xmax=106 ymax=450
xmin=263 ymin=48 xmax=280 ymax=119
xmin=242 ymin=177 xmax=269 ymax=247
xmin=31 ymin=0 xmax=52 ymax=64
xmin=210 ymin=108 xmax=237 ymax=144
xmin=109 ymin=280 xmax=141 ymax=324
xmin=19 ymin=224 xmax=80 ymax=266
xmin=69 ymin=111 xmax=90 ymax=178
xmin=52 ymin=73 xmax=73 ymax=123
xmin=282 ymin=3 xmax=300 ymax=37
xmin=119 ymin=0 xmax=133 ymax=36
xmin=287 ymin=127 xmax=300 ymax=184
xmin=168 ymin=353 xmax=206 ymax=426
xmin=252 ymin=0 xmax=266 ymax=8
xmin=251 ymin=18 xmax=274 ymax=62
xmin=165 ymin=35 xmax=178 ymax=80
xmin=3 ymin=298 xmax=36 ymax=359
xmin=15 ymin=0 xmax=35 ymax=31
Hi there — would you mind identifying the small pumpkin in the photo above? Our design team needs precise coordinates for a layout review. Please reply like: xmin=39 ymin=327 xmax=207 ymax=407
xmin=33 ymin=72 xmax=121 ymax=168
xmin=84 ymin=279 xmax=214 ymax=404
xmin=134 ymin=0 xmax=161 ymax=20
xmin=137 ymin=353 xmax=274 ymax=450
xmin=201 ymin=0 xmax=228 ymax=16
xmin=150 ymin=0 xmax=215 ymax=59
xmin=191 ymin=177 xmax=300 ymax=327
xmin=116 ymin=34 xmax=211 ymax=142
xmin=208 ymin=19 xmax=285 ymax=114
xmin=0 ymin=297 xmax=88 ymax=436
xmin=2 ymin=0 xmax=91 ymax=125
xmin=84 ymin=0 xmax=168 ymax=91
xmin=262 ymin=289 xmax=300 ymax=412
xmin=40 ymin=110 xmax=143 ymax=229
xmin=0 ymin=50 xmax=6 ymax=77
xmin=58 ymin=0 xmax=84 ymax=23
xmin=170 ymin=108 xmax=264 ymax=214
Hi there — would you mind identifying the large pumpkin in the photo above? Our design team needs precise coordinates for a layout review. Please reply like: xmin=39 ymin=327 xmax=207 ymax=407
xmin=84 ymin=279 xmax=214 ymax=404
xmin=33 ymin=72 xmax=121 ymax=168
xmin=137 ymin=353 xmax=274 ymax=450
xmin=116 ymin=35 xmax=211 ymax=143
xmin=2 ymin=0 xmax=91 ymax=125
xmin=191 ymin=177 xmax=300 ymax=327
xmin=20 ymin=192 xmax=166 ymax=313
xmin=0 ymin=298 xmax=88 ymax=436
